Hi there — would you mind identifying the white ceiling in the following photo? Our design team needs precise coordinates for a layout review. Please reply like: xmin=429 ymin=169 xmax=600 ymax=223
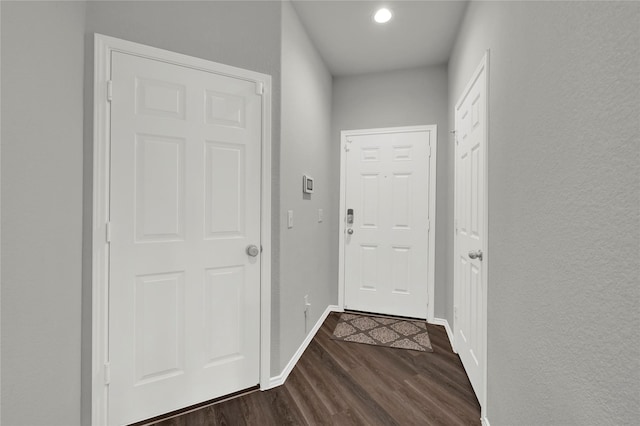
xmin=291 ymin=0 xmax=469 ymax=76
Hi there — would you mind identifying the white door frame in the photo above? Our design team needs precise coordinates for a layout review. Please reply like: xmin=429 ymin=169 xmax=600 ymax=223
xmin=338 ymin=125 xmax=437 ymax=322
xmin=453 ymin=51 xmax=489 ymax=419
xmin=90 ymin=34 xmax=272 ymax=425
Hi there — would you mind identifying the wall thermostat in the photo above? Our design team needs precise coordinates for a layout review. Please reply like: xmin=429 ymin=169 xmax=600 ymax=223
xmin=303 ymin=175 xmax=314 ymax=194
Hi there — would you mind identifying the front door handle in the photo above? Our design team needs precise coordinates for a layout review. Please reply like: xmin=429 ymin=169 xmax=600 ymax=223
xmin=468 ymin=250 xmax=483 ymax=261
xmin=347 ymin=228 xmax=354 ymax=235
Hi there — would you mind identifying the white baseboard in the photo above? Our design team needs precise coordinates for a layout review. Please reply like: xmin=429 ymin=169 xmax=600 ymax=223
xmin=481 ymin=416 xmax=491 ymax=426
xmin=264 ymin=304 xmax=342 ymax=389
xmin=431 ymin=317 xmax=456 ymax=353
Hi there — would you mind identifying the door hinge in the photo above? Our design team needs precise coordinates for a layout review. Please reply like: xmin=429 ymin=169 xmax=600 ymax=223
xmin=427 ymin=145 xmax=431 ymax=158
xmin=454 ymin=219 xmax=458 ymax=235
xmin=256 ymin=81 xmax=264 ymax=95
xmin=451 ymin=129 xmax=459 ymax=145
xmin=104 ymin=362 xmax=111 ymax=385
xmin=106 ymin=80 xmax=113 ymax=102
xmin=427 ymin=220 xmax=430 ymax=231
xmin=106 ymin=222 xmax=112 ymax=243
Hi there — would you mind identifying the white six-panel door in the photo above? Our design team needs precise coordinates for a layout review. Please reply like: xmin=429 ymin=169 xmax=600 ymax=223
xmin=108 ymin=51 xmax=262 ymax=425
xmin=454 ymin=54 xmax=488 ymax=411
xmin=342 ymin=127 xmax=435 ymax=319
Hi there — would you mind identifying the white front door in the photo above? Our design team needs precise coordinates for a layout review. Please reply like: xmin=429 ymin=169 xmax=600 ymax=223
xmin=454 ymin=53 xmax=488 ymax=408
xmin=342 ymin=127 xmax=436 ymax=319
xmin=108 ymin=51 xmax=262 ymax=425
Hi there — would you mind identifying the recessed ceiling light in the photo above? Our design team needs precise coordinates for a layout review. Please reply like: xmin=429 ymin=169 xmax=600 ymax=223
xmin=373 ymin=8 xmax=393 ymax=24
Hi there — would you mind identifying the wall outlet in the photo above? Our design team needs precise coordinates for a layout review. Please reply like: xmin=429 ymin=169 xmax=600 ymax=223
xmin=287 ymin=210 xmax=294 ymax=228
xmin=318 ymin=208 xmax=323 ymax=223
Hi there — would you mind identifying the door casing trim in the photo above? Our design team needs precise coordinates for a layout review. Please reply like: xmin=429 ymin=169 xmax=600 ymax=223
xmin=91 ymin=34 xmax=272 ymax=425
xmin=453 ymin=50 xmax=489 ymax=419
xmin=338 ymin=125 xmax=437 ymax=322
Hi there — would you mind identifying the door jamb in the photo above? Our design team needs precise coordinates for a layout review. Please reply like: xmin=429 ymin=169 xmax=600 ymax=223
xmin=91 ymin=34 xmax=272 ymax=425
xmin=338 ymin=125 xmax=437 ymax=322
xmin=453 ymin=50 xmax=489 ymax=420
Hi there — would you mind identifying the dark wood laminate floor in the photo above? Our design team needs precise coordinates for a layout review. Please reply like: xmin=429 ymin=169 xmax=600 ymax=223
xmin=151 ymin=313 xmax=480 ymax=426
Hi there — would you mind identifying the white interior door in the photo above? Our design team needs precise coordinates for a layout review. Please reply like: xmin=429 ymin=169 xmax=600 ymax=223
xmin=342 ymin=127 xmax=435 ymax=319
xmin=108 ymin=51 xmax=262 ymax=425
xmin=454 ymin=54 xmax=488 ymax=408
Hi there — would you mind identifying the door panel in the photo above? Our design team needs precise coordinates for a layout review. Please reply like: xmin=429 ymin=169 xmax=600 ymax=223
xmin=204 ymin=141 xmax=245 ymax=238
xmin=391 ymin=246 xmax=410 ymax=293
xmin=135 ymin=134 xmax=186 ymax=241
xmin=361 ymin=174 xmax=380 ymax=227
xmin=109 ymin=51 xmax=261 ymax=425
xmin=454 ymin=57 xmax=487 ymax=407
xmin=134 ymin=271 xmax=185 ymax=385
xmin=391 ymin=173 xmax=411 ymax=227
xmin=136 ymin=77 xmax=186 ymax=119
xmin=344 ymin=130 xmax=432 ymax=319
xmin=203 ymin=266 xmax=244 ymax=365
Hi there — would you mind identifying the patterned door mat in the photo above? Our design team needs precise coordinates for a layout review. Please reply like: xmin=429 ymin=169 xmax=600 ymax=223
xmin=331 ymin=312 xmax=433 ymax=352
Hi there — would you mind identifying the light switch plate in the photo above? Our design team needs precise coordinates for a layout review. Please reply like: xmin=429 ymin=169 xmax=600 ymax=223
xmin=287 ymin=210 xmax=294 ymax=228
xmin=318 ymin=208 xmax=323 ymax=223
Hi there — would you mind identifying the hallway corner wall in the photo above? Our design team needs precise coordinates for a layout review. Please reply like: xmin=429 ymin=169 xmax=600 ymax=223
xmin=277 ymin=0 xmax=334 ymax=376
xmin=1 ymin=2 xmax=87 ymax=425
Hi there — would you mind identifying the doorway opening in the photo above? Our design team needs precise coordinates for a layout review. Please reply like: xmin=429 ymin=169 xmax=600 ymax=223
xmin=338 ymin=125 xmax=437 ymax=321
xmin=453 ymin=51 xmax=489 ymax=417
xmin=91 ymin=34 xmax=272 ymax=425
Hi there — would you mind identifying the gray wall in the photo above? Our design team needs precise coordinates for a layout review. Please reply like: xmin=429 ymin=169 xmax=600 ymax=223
xmin=84 ymin=1 xmax=281 ymax=82
xmin=0 ymin=3 xmax=3 ymax=420
xmin=332 ymin=66 xmax=450 ymax=318
xmin=448 ymin=1 xmax=640 ymax=424
xmin=276 ymin=1 xmax=334 ymax=374
xmin=1 ymin=2 xmax=87 ymax=425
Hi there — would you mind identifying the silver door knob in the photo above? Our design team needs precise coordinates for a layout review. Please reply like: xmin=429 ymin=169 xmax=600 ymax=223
xmin=246 ymin=245 xmax=260 ymax=257
xmin=347 ymin=228 xmax=354 ymax=235
xmin=468 ymin=250 xmax=483 ymax=261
